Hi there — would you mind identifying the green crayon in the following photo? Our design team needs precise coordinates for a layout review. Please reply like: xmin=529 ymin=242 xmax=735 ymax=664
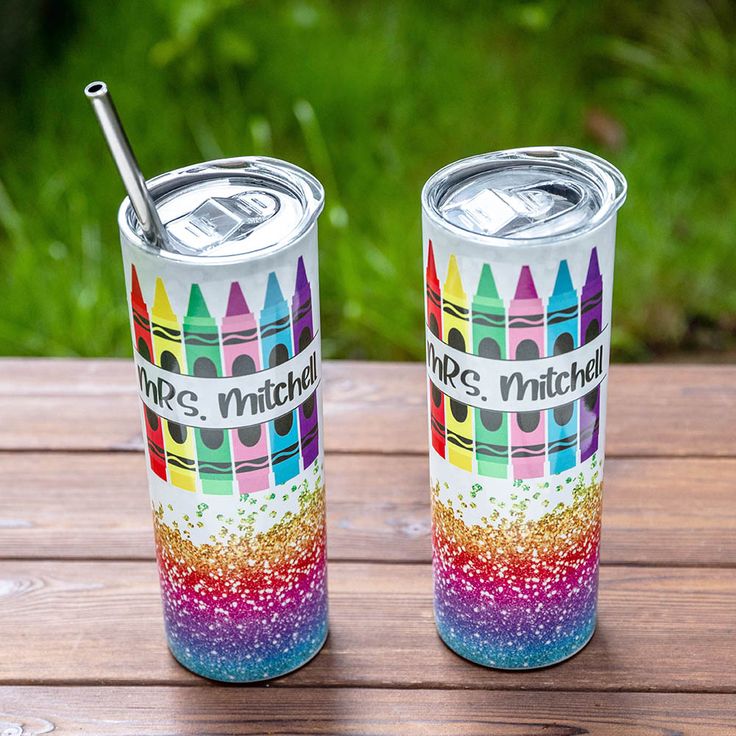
xmin=471 ymin=264 xmax=508 ymax=478
xmin=183 ymin=284 xmax=233 ymax=495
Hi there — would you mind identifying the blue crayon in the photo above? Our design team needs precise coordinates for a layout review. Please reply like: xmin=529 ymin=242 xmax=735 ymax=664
xmin=260 ymin=272 xmax=301 ymax=485
xmin=546 ymin=260 xmax=578 ymax=474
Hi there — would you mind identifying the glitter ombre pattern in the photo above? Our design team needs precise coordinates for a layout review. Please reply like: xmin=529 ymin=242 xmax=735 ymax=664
xmin=153 ymin=478 xmax=328 ymax=682
xmin=432 ymin=477 xmax=601 ymax=669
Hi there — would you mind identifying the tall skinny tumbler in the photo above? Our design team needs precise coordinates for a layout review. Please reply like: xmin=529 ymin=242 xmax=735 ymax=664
xmin=119 ymin=157 xmax=327 ymax=681
xmin=422 ymin=147 xmax=626 ymax=669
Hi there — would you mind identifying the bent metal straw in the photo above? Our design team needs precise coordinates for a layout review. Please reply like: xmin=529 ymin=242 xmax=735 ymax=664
xmin=422 ymin=147 xmax=626 ymax=669
xmin=86 ymin=81 xmax=327 ymax=682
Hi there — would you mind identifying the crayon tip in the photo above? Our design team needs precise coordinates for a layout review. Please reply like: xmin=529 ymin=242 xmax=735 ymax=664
xmin=476 ymin=263 xmax=499 ymax=299
xmin=186 ymin=284 xmax=211 ymax=317
xmin=226 ymin=282 xmax=249 ymax=316
xmin=426 ymin=241 xmax=438 ymax=282
xmin=264 ymin=272 xmax=285 ymax=307
xmin=294 ymin=256 xmax=309 ymax=291
xmin=552 ymin=260 xmax=574 ymax=294
xmin=152 ymin=278 xmax=176 ymax=319
xmin=585 ymin=247 xmax=601 ymax=283
xmin=130 ymin=265 xmax=145 ymax=304
xmin=514 ymin=266 xmax=539 ymax=300
xmin=445 ymin=255 xmax=466 ymax=296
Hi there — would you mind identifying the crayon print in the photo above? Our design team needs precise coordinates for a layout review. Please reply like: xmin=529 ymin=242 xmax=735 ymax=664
xmin=426 ymin=241 xmax=446 ymax=458
xmin=151 ymin=278 xmax=197 ymax=492
xmin=291 ymin=257 xmax=319 ymax=470
xmin=508 ymin=266 xmax=545 ymax=478
xmin=579 ymin=248 xmax=603 ymax=461
xmin=471 ymin=263 xmax=508 ymax=478
xmin=260 ymin=272 xmax=301 ymax=485
xmin=546 ymin=260 xmax=578 ymax=474
xmin=130 ymin=266 xmax=167 ymax=481
xmin=442 ymin=255 xmax=473 ymax=471
xmin=221 ymin=282 xmax=270 ymax=494
xmin=183 ymin=285 xmax=234 ymax=495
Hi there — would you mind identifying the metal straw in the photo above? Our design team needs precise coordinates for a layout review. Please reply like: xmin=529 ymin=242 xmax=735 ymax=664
xmin=84 ymin=81 xmax=167 ymax=249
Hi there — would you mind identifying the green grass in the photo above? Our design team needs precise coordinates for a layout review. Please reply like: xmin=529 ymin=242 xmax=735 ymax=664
xmin=0 ymin=0 xmax=734 ymax=360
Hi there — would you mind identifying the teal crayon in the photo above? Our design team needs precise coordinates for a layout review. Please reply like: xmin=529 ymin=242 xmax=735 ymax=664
xmin=471 ymin=264 xmax=508 ymax=478
xmin=183 ymin=284 xmax=234 ymax=495
xmin=260 ymin=272 xmax=301 ymax=485
xmin=546 ymin=260 xmax=579 ymax=474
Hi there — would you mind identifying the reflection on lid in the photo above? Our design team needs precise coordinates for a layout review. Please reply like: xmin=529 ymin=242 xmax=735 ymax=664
xmin=440 ymin=176 xmax=590 ymax=238
xmin=165 ymin=190 xmax=280 ymax=253
xmin=426 ymin=147 xmax=628 ymax=241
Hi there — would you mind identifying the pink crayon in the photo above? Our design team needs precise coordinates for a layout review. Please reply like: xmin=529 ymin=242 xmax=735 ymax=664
xmin=508 ymin=266 xmax=546 ymax=479
xmin=221 ymin=282 xmax=270 ymax=494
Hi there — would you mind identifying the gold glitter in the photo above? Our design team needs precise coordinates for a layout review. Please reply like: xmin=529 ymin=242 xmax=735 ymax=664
xmin=432 ymin=477 xmax=602 ymax=564
xmin=153 ymin=478 xmax=326 ymax=575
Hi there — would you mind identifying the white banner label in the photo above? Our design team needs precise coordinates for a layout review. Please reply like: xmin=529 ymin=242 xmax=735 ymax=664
xmin=426 ymin=326 xmax=608 ymax=412
xmin=134 ymin=336 xmax=320 ymax=428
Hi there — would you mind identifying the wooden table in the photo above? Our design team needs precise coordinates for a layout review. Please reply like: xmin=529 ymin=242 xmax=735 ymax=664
xmin=1 ymin=359 xmax=734 ymax=734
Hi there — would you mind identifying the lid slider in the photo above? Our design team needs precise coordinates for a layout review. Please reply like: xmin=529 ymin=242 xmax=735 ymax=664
xmin=165 ymin=190 xmax=281 ymax=254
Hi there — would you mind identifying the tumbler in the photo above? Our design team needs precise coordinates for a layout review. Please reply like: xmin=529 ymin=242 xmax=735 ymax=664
xmin=422 ymin=147 xmax=626 ymax=668
xmin=118 ymin=156 xmax=328 ymax=681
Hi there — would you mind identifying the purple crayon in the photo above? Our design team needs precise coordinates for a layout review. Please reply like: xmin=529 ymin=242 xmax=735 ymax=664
xmin=579 ymin=248 xmax=603 ymax=461
xmin=291 ymin=257 xmax=319 ymax=470
xmin=221 ymin=282 xmax=270 ymax=493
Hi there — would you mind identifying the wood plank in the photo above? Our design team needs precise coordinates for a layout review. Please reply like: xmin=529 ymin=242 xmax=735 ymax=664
xmin=1 ymin=688 xmax=734 ymax=735
xmin=0 ymin=561 xmax=733 ymax=691
xmin=0 ymin=359 xmax=733 ymax=456
xmin=1 ymin=453 xmax=733 ymax=566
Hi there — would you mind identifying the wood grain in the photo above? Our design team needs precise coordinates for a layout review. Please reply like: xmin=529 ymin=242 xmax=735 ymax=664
xmin=0 ymin=561 xmax=733 ymax=691
xmin=0 ymin=359 xmax=733 ymax=456
xmin=1 ymin=687 xmax=734 ymax=735
xmin=1 ymin=453 xmax=733 ymax=566
xmin=0 ymin=360 xmax=732 ymax=731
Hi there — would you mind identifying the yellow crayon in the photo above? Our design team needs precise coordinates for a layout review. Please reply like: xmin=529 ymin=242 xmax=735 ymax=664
xmin=151 ymin=278 xmax=197 ymax=492
xmin=442 ymin=255 xmax=473 ymax=471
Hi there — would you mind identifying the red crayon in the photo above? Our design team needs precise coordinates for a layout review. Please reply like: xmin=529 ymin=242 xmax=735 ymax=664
xmin=426 ymin=241 xmax=446 ymax=458
xmin=130 ymin=265 xmax=167 ymax=480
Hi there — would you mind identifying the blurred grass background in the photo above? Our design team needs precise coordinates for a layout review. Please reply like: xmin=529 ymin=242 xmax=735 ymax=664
xmin=0 ymin=0 xmax=734 ymax=360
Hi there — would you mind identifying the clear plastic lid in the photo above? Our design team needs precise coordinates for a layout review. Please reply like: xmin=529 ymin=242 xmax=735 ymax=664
xmin=119 ymin=157 xmax=324 ymax=260
xmin=423 ymin=147 xmax=626 ymax=242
